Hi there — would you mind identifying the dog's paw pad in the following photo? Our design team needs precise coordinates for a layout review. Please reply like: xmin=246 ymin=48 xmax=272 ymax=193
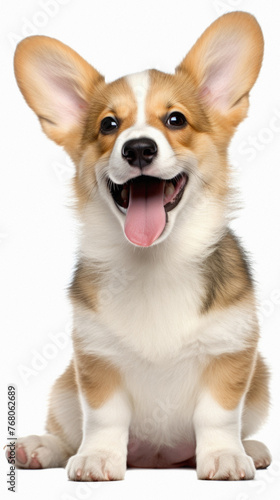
xmin=29 ymin=452 xmax=42 ymax=469
xmin=14 ymin=437 xmax=45 ymax=469
xmin=15 ymin=445 xmax=28 ymax=465
xmin=7 ymin=435 xmax=56 ymax=469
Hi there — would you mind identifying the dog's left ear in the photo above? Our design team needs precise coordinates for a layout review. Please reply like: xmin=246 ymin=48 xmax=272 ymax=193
xmin=176 ymin=12 xmax=264 ymax=123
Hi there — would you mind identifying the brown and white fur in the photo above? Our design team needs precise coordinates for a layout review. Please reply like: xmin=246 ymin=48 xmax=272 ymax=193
xmin=10 ymin=12 xmax=271 ymax=481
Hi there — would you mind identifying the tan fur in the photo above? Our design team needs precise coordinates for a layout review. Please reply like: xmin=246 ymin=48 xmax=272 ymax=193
xmin=45 ymin=360 xmax=78 ymax=450
xmin=70 ymin=261 xmax=99 ymax=311
xmin=147 ymin=69 xmax=211 ymax=133
xmin=201 ymin=231 xmax=254 ymax=313
xmin=203 ymin=345 xmax=258 ymax=411
xmin=50 ymin=359 xmax=77 ymax=392
xmin=82 ymin=76 xmax=137 ymax=147
xmin=241 ymin=354 xmax=271 ymax=440
xmin=73 ymin=347 xmax=122 ymax=408
xmin=245 ymin=353 xmax=270 ymax=409
xmin=46 ymin=410 xmax=65 ymax=437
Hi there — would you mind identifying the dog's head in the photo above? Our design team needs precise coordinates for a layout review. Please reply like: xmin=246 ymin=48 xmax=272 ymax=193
xmin=14 ymin=12 xmax=263 ymax=251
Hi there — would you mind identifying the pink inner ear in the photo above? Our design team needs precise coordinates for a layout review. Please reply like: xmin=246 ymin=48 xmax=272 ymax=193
xmin=200 ymin=38 xmax=240 ymax=112
xmin=39 ymin=60 xmax=89 ymax=129
xmin=201 ymin=63 xmax=234 ymax=110
xmin=47 ymin=75 xmax=88 ymax=127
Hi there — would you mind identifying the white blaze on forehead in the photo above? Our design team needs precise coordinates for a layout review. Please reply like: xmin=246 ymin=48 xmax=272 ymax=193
xmin=126 ymin=70 xmax=150 ymax=126
xmin=107 ymin=68 xmax=182 ymax=186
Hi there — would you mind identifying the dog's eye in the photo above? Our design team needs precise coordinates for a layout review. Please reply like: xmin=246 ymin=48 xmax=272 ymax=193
xmin=100 ymin=116 xmax=119 ymax=135
xmin=165 ymin=112 xmax=187 ymax=130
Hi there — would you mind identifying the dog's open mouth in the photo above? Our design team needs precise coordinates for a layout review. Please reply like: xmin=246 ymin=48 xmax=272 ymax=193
xmin=108 ymin=174 xmax=188 ymax=247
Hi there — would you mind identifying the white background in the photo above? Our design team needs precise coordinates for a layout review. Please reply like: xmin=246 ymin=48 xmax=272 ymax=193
xmin=1 ymin=0 xmax=280 ymax=499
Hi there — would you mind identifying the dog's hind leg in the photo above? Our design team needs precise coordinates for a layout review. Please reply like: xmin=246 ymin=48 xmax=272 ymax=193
xmin=7 ymin=360 xmax=82 ymax=469
xmin=242 ymin=353 xmax=272 ymax=470
xmin=243 ymin=440 xmax=272 ymax=470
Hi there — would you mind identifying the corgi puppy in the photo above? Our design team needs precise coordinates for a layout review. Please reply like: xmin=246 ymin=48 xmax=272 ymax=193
xmin=10 ymin=11 xmax=272 ymax=481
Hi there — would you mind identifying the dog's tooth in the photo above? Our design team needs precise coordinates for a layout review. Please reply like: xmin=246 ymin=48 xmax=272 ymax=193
xmin=121 ymin=188 xmax=128 ymax=201
xmin=164 ymin=184 xmax=175 ymax=198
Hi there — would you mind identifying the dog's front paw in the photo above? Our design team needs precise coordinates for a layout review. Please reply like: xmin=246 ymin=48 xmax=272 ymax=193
xmin=66 ymin=449 xmax=126 ymax=481
xmin=197 ymin=449 xmax=255 ymax=480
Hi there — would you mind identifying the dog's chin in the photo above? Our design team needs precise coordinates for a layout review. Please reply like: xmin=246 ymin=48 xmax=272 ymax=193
xmin=106 ymin=173 xmax=189 ymax=247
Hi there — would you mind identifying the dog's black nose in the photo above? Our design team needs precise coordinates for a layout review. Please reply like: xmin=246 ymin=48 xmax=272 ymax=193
xmin=122 ymin=138 xmax=157 ymax=168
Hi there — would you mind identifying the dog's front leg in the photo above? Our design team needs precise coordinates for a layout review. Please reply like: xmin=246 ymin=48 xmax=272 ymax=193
xmin=66 ymin=349 xmax=131 ymax=481
xmin=194 ymin=350 xmax=256 ymax=481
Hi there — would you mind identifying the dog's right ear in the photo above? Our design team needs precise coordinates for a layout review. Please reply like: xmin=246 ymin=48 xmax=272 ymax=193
xmin=14 ymin=36 xmax=104 ymax=149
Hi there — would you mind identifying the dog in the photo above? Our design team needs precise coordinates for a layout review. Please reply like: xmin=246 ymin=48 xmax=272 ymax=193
xmin=10 ymin=11 xmax=272 ymax=481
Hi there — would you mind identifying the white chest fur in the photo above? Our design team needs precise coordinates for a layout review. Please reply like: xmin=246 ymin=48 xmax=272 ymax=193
xmin=97 ymin=253 xmax=204 ymax=362
xmin=74 ymin=248 xmax=255 ymax=451
xmin=75 ymin=240 xmax=255 ymax=361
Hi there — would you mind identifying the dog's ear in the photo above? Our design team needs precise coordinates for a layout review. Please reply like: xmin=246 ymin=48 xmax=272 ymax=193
xmin=14 ymin=36 xmax=104 ymax=148
xmin=176 ymin=12 xmax=264 ymax=123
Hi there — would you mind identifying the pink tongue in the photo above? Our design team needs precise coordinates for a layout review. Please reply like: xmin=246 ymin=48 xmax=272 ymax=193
xmin=124 ymin=177 xmax=166 ymax=247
